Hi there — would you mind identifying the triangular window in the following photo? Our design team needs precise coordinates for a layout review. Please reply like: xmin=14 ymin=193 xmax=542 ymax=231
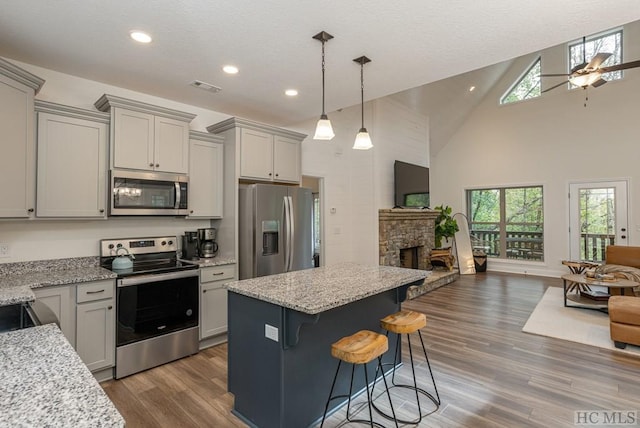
xmin=500 ymin=58 xmax=541 ymax=105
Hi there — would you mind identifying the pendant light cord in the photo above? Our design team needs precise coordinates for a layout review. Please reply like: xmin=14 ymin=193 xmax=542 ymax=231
xmin=360 ymin=62 xmax=364 ymax=128
xmin=321 ymin=41 xmax=326 ymax=116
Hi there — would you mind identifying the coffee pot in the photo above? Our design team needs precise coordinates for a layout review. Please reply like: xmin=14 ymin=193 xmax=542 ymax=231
xmin=197 ymin=228 xmax=218 ymax=258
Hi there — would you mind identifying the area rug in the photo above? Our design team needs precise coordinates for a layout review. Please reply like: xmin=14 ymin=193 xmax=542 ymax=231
xmin=522 ymin=286 xmax=640 ymax=356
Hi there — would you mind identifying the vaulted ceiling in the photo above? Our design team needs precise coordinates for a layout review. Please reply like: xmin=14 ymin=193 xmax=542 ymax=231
xmin=1 ymin=1 xmax=639 ymax=129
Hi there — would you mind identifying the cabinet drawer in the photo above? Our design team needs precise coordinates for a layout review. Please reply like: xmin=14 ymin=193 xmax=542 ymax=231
xmin=200 ymin=264 xmax=235 ymax=283
xmin=77 ymin=280 xmax=115 ymax=303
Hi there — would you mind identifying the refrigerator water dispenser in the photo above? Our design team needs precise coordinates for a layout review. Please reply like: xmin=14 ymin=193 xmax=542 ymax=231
xmin=262 ymin=220 xmax=279 ymax=255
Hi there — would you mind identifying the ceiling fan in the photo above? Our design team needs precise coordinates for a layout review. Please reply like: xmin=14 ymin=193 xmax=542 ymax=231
xmin=541 ymin=36 xmax=640 ymax=93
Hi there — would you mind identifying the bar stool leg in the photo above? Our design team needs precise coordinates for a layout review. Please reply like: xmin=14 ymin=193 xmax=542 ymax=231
xmin=320 ymin=360 xmax=342 ymax=428
xmin=371 ymin=331 xmax=440 ymax=424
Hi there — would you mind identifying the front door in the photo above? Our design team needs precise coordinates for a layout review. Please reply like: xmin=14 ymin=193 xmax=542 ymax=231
xmin=569 ymin=180 xmax=628 ymax=262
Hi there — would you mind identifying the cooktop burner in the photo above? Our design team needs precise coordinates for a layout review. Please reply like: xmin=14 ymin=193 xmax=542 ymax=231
xmin=99 ymin=236 xmax=198 ymax=277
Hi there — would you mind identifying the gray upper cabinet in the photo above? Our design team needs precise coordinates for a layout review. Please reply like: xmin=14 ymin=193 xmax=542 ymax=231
xmin=188 ymin=131 xmax=224 ymax=218
xmin=95 ymin=94 xmax=196 ymax=174
xmin=0 ymin=58 xmax=45 ymax=218
xmin=207 ymin=117 xmax=306 ymax=184
xmin=35 ymin=101 xmax=109 ymax=218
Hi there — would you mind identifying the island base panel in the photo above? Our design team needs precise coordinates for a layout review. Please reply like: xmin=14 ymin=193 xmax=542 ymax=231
xmin=228 ymin=290 xmax=401 ymax=428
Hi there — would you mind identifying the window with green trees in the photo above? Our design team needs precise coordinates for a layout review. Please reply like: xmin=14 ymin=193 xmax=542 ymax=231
xmin=500 ymin=58 xmax=541 ymax=104
xmin=467 ymin=186 xmax=544 ymax=261
xmin=569 ymin=29 xmax=622 ymax=88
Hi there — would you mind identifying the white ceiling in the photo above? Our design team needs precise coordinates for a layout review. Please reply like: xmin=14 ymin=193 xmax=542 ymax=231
xmin=1 ymin=1 xmax=639 ymax=127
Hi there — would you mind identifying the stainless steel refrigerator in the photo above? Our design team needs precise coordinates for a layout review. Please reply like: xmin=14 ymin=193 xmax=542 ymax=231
xmin=239 ymin=184 xmax=314 ymax=279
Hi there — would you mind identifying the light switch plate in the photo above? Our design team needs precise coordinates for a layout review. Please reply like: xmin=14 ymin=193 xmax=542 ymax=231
xmin=265 ymin=324 xmax=279 ymax=342
xmin=0 ymin=243 xmax=10 ymax=258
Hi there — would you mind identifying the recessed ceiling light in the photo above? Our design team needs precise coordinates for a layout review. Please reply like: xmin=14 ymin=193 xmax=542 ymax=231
xmin=469 ymin=86 xmax=476 ymax=92
xmin=285 ymin=89 xmax=298 ymax=97
xmin=130 ymin=31 xmax=152 ymax=44
xmin=223 ymin=65 xmax=239 ymax=74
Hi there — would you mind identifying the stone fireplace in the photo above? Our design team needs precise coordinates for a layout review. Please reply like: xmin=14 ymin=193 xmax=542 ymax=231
xmin=378 ymin=209 xmax=438 ymax=269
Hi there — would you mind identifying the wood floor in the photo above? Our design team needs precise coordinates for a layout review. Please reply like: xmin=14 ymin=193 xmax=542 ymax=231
xmin=102 ymin=272 xmax=640 ymax=427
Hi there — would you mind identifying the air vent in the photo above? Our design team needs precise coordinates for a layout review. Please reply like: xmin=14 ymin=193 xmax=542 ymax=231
xmin=190 ymin=80 xmax=222 ymax=93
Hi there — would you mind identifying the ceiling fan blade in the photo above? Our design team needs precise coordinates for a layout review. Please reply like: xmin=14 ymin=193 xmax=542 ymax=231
xmin=571 ymin=62 xmax=588 ymax=73
xmin=542 ymin=80 xmax=568 ymax=93
xmin=600 ymin=59 xmax=640 ymax=73
xmin=591 ymin=78 xmax=607 ymax=88
xmin=540 ymin=73 xmax=570 ymax=77
xmin=587 ymin=52 xmax=612 ymax=69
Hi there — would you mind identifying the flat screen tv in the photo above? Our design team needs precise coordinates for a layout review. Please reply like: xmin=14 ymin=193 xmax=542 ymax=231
xmin=394 ymin=160 xmax=430 ymax=208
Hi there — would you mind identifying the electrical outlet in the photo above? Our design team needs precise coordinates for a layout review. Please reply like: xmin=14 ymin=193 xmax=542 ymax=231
xmin=0 ymin=243 xmax=10 ymax=258
xmin=265 ymin=324 xmax=279 ymax=342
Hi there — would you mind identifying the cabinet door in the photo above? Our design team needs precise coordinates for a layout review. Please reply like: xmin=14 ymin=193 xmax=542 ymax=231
xmin=33 ymin=285 xmax=75 ymax=346
xmin=273 ymin=135 xmax=301 ymax=183
xmin=188 ymin=139 xmax=223 ymax=218
xmin=76 ymin=299 xmax=115 ymax=372
xmin=200 ymin=282 xmax=228 ymax=339
xmin=37 ymin=113 xmax=107 ymax=217
xmin=200 ymin=265 xmax=234 ymax=339
xmin=113 ymin=108 xmax=154 ymax=171
xmin=154 ymin=116 xmax=189 ymax=174
xmin=0 ymin=74 xmax=35 ymax=217
xmin=239 ymin=128 xmax=273 ymax=180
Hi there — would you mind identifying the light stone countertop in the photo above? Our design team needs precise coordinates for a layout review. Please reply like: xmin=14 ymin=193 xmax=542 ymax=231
xmin=224 ymin=262 xmax=429 ymax=314
xmin=0 ymin=266 xmax=117 ymax=307
xmin=0 ymin=324 xmax=125 ymax=427
xmin=179 ymin=256 xmax=236 ymax=267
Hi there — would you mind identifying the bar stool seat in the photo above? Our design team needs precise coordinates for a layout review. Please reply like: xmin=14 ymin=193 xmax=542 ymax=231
xmin=372 ymin=310 xmax=440 ymax=425
xmin=321 ymin=330 xmax=398 ymax=428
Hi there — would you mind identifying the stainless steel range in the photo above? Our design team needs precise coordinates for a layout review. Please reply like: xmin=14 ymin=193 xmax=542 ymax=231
xmin=100 ymin=236 xmax=199 ymax=379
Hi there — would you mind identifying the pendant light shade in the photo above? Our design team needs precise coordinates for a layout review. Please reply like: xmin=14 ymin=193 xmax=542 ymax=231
xmin=353 ymin=55 xmax=373 ymax=150
xmin=312 ymin=31 xmax=334 ymax=140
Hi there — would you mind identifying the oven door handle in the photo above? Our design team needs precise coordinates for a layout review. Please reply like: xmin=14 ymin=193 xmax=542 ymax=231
xmin=118 ymin=269 xmax=199 ymax=287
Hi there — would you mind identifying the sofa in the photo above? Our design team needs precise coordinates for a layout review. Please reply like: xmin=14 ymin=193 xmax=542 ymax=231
xmin=601 ymin=245 xmax=640 ymax=349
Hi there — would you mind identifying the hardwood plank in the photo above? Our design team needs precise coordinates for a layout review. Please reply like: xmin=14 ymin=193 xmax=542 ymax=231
xmin=102 ymin=272 xmax=640 ymax=427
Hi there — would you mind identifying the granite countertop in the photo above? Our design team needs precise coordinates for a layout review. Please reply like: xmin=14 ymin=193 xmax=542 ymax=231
xmin=0 ymin=324 xmax=124 ymax=427
xmin=225 ymin=262 xmax=429 ymax=314
xmin=0 ymin=258 xmax=117 ymax=307
xmin=180 ymin=256 xmax=236 ymax=267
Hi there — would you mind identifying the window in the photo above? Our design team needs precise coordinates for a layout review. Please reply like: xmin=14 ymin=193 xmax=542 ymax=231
xmin=569 ymin=29 xmax=623 ymax=87
xmin=467 ymin=186 xmax=544 ymax=261
xmin=500 ymin=58 xmax=541 ymax=104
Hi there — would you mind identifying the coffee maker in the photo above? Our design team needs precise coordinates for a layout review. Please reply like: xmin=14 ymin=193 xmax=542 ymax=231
xmin=181 ymin=231 xmax=199 ymax=260
xmin=197 ymin=228 xmax=218 ymax=258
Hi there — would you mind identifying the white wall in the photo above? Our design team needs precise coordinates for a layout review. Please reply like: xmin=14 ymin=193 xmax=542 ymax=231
xmin=431 ymin=21 xmax=640 ymax=277
xmin=296 ymin=97 xmax=429 ymax=266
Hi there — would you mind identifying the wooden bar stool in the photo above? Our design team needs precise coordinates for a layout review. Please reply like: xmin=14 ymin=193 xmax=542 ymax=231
xmin=372 ymin=310 xmax=440 ymax=424
xmin=320 ymin=330 xmax=398 ymax=428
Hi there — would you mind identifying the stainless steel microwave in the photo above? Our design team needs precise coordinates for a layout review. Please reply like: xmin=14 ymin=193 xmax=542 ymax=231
xmin=110 ymin=170 xmax=188 ymax=216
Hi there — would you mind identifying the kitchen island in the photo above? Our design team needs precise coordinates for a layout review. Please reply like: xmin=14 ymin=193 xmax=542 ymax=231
xmin=225 ymin=263 xmax=429 ymax=428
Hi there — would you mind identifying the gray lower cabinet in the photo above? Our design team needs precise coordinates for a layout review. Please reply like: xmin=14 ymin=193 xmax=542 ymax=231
xmin=200 ymin=264 xmax=235 ymax=339
xmin=32 ymin=284 xmax=76 ymax=346
xmin=32 ymin=279 xmax=115 ymax=374
xmin=76 ymin=280 xmax=115 ymax=372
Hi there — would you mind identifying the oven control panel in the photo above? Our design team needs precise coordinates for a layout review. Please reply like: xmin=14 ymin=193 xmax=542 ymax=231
xmin=100 ymin=236 xmax=178 ymax=256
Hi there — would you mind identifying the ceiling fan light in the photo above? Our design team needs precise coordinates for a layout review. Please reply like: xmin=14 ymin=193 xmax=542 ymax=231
xmin=314 ymin=115 xmax=335 ymax=140
xmin=570 ymin=71 xmax=602 ymax=87
xmin=353 ymin=128 xmax=373 ymax=150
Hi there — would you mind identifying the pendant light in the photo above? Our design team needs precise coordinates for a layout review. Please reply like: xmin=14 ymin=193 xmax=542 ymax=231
xmin=312 ymin=31 xmax=335 ymax=140
xmin=353 ymin=55 xmax=373 ymax=150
